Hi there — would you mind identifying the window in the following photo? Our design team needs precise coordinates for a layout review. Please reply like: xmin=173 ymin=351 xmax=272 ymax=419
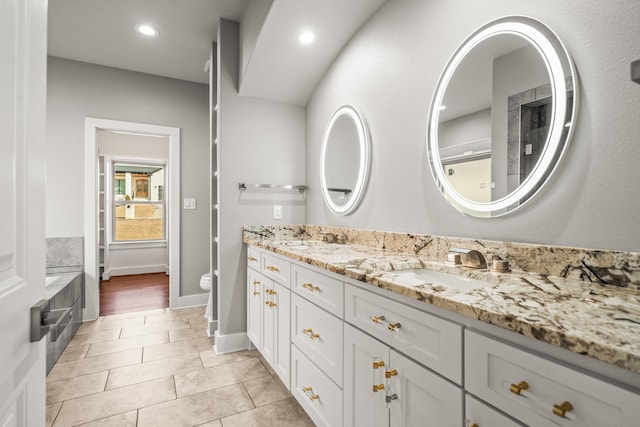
xmin=113 ymin=162 xmax=165 ymax=241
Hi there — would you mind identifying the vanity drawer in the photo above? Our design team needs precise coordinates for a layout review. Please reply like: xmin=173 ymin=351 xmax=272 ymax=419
xmin=261 ymin=252 xmax=290 ymax=287
xmin=291 ymin=293 xmax=343 ymax=387
xmin=465 ymin=330 xmax=640 ymax=427
xmin=291 ymin=345 xmax=343 ymax=427
xmin=345 ymin=285 xmax=462 ymax=385
xmin=465 ymin=394 xmax=523 ymax=427
xmin=246 ymin=246 xmax=261 ymax=271
xmin=291 ymin=264 xmax=344 ymax=318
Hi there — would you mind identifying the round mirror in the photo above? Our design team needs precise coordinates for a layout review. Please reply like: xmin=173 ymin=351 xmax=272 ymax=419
xmin=320 ymin=105 xmax=371 ymax=215
xmin=427 ymin=16 xmax=577 ymax=217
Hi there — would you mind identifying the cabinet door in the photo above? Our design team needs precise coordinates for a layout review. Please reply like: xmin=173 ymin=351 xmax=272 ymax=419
xmin=465 ymin=394 xmax=523 ymax=427
xmin=247 ymin=268 xmax=263 ymax=349
xmin=344 ymin=324 xmax=389 ymax=427
xmin=389 ymin=350 xmax=463 ymax=427
xmin=261 ymin=277 xmax=276 ymax=366
xmin=272 ymin=281 xmax=290 ymax=390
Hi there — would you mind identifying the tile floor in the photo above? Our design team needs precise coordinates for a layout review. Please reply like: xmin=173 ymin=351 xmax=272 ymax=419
xmin=46 ymin=306 xmax=315 ymax=427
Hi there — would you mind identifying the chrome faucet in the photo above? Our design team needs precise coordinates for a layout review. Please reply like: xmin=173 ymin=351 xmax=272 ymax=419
xmin=448 ymin=248 xmax=487 ymax=269
xmin=319 ymin=232 xmax=337 ymax=244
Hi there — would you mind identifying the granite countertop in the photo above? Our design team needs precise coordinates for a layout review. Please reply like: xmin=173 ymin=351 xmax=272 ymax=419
xmin=244 ymin=237 xmax=640 ymax=374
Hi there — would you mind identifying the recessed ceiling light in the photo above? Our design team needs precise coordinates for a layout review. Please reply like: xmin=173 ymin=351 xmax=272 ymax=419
xmin=299 ymin=31 xmax=315 ymax=45
xmin=136 ymin=24 xmax=159 ymax=37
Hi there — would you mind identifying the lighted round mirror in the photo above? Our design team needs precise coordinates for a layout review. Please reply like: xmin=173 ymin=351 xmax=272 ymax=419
xmin=427 ymin=16 xmax=578 ymax=217
xmin=320 ymin=105 xmax=371 ymax=215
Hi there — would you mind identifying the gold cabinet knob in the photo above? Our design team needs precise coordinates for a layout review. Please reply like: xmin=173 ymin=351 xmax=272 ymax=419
xmin=266 ymin=265 xmax=280 ymax=272
xmin=247 ymin=256 xmax=257 ymax=262
xmin=385 ymin=369 xmax=398 ymax=379
xmin=373 ymin=383 xmax=385 ymax=392
xmin=302 ymin=386 xmax=319 ymax=401
xmin=552 ymin=401 xmax=573 ymax=418
xmin=509 ymin=381 xmax=529 ymax=395
xmin=372 ymin=360 xmax=385 ymax=369
xmin=469 ymin=424 xmax=479 ymax=427
xmin=371 ymin=315 xmax=385 ymax=323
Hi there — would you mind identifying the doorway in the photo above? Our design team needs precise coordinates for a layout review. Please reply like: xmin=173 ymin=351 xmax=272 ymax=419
xmin=84 ymin=118 xmax=181 ymax=321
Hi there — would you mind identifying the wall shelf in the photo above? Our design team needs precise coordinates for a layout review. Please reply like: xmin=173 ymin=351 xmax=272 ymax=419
xmin=238 ymin=183 xmax=308 ymax=193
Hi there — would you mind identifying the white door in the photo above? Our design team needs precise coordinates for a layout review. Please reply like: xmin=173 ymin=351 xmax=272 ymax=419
xmin=246 ymin=269 xmax=262 ymax=348
xmin=343 ymin=324 xmax=389 ymax=427
xmin=272 ymin=282 xmax=290 ymax=389
xmin=389 ymin=350 xmax=463 ymax=427
xmin=0 ymin=0 xmax=48 ymax=425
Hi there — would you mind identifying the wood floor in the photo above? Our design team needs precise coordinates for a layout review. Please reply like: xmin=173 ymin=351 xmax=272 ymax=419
xmin=99 ymin=273 xmax=169 ymax=316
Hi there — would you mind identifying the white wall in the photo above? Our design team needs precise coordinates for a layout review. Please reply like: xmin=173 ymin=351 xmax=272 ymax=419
xmin=46 ymin=57 xmax=210 ymax=296
xmin=216 ymin=19 xmax=305 ymax=350
xmin=305 ymin=0 xmax=640 ymax=252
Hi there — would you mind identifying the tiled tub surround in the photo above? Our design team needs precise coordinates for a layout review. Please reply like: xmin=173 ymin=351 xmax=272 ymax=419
xmin=45 ymin=237 xmax=85 ymax=373
xmin=45 ymin=273 xmax=84 ymax=373
xmin=243 ymin=225 xmax=640 ymax=374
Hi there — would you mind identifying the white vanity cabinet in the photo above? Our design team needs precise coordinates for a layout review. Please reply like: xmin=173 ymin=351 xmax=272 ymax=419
xmin=344 ymin=304 xmax=463 ymax=427
xmin=465 ymin=330 xmax=640 ymax=427
xmin=246 ymin=248 xmax=290 ymax=389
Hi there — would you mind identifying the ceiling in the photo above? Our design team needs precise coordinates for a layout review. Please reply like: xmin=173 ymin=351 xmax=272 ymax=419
xmin=48 ymin=0 xmax=387 ymax=105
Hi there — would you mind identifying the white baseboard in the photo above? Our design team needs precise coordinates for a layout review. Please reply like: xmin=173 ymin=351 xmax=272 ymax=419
xmin=107 ymin=264 xmax=166 ymax=277
xmin=176 ymin=292 xmax=208 ymax=308
xmin=214 ymin=330 xmax=250 ymax=355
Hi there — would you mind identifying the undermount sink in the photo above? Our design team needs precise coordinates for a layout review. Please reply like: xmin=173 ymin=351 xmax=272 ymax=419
xmin=391 ymin=269 xmax=492 ymax=292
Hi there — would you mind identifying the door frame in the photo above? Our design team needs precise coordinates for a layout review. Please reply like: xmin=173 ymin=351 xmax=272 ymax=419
xmin=84 ymin=118 xmax=181 ymax=320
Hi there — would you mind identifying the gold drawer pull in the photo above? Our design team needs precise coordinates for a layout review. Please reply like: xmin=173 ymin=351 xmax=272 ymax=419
xmin=388 ymin=322 xmax=401 ymax=331
xmin=248 ymin=256 xmax=257 ymax=262
xmin=469 ymin=424 xmax=479 ymax=427
xmin=372 ymin=360 xmax=385 ymax=369
xmin=252 ymin=279 xmax=260 ymax=285
xmin=266 ymin=265 xmax=280 ymax=272
xmin=371 ymin=315 xmax=385 ymax=323
xmin=302 ymin=386 xmax=319 ymax=401
xmin=252 ymin=291 xmax=260 ymax=296
xmin=266 ymin=289 xmax=277 ymax=295
xmin=385 ymin=369 xmax=398 ymax=379
xmin=509 ymin=381 xmax=529 ymax=395
xmin=302 ymin=283 xmax=320 ymax=292
xmin=373 ymin=383 xmax=385 ymax=392
xmin=302 ymin=328 xmax=320 ymax=339
xmin=266 ymin=302 xmax=277 ymax=307
xmin=552 ymin=401 xmax=573 ymax=418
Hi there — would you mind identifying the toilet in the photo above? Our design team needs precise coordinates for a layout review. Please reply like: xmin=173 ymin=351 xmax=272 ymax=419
xmin=200 ymin=272 xmax=213 ymax=321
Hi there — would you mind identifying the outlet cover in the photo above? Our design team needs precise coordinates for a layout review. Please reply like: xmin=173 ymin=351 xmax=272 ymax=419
xmin=273 ymin=205 xmax=283 ymax=220
xmin=184 ymin=198 xmax=196 ymax=210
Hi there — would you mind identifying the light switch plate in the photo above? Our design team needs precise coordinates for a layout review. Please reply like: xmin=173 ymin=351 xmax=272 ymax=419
xmin=184 ymin=198 xmax=196 ymax=210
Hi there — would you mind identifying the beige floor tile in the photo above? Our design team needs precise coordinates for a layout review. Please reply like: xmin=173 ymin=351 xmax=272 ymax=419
xmin=219 ymin=397 xmax=315 ymax=427
xmin=106 ymin=353 xmax=202 ymax=389
xmin=119 ymin=319 xmax=190 ymax=338
xmin=102 ymin=308 xmax=166 ymax=322
xmin=170 ymin=306 xmax=206 ymax=317
xmin=86 ymin=332 xmax=168 ymax=357
xmin=142 ymin=339 xmax=199 ymax=362
xmin=53 ymin=377 xmax=175 ymax=427
xmin=199 ymin=349 xmax=261 ymax=369
xmin=258 ymin=355 xmax=277 ymax=376
xmin=191 ymin=336 xmax=215 ymax=352
xmin=77 ymin=317 xmax=144 ymax=335
xmin=137 ymin=383 xmax=254 ymax=427
xmin=76 ymin=410 xmax=137 ymax=426
xmin=47 ymin=371 xmax=109 ymax=404
xmin=175 ymin=358 xmax=269 ymax=398
xmin=188 ymin=316 xmax=209 ymax=330
xmin=195 ymin=421 xmax=222 ymax=427
xmin=46 ymin=402 xmax=62 ymax=427
xmin=169 ymin=326 xmax=208 ymax=342
xmin=56 ymin=344 xmax=89 ymax=363
xmin=67 ymin=328 xmax=122 ymax=347
xmin=47 ymin=349 xmax=142 ymax=382
xmin=243 ymin=374 xmax=291 ymax=407
xmin=144 ymin=311 xmax=183 ymax=324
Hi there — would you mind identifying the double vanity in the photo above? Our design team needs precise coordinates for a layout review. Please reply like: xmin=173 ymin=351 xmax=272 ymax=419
xmin=244 ymin=225 xmax=640 ymax=427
